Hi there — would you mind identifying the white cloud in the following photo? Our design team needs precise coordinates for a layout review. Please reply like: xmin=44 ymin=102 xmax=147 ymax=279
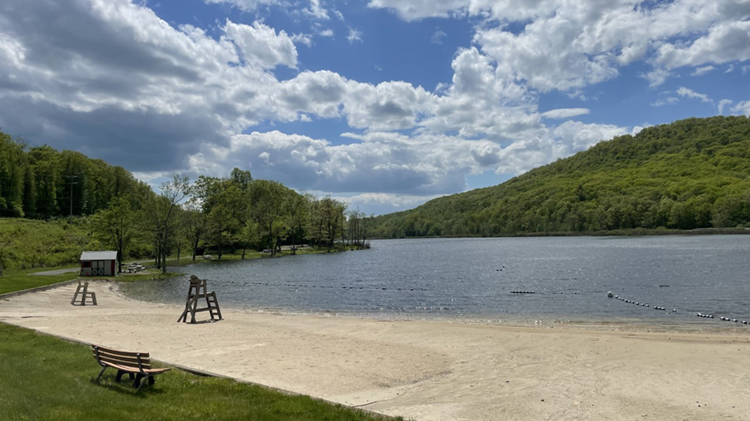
xmin=718 ymin=99 xmax=734 ymax=114
xmin=676 ymin=87 xmax=712 ymax=103
xmin=642 ymin=68 xmax=672 ymax=88
xmin=431 ymin=30 xmax=447 ymax=45
xmin=223 ymin=20 xmax=297 ymax=69
xmin=347 ymin=28 xmax=362 ymax=43
xmin=291 ymin=33 xmax=313 ymax=47
xmin=371 ymin=0 xmax=750 ymax=92
xmin=655 ymin=20 xmax=750 ymax=70
xmin=651 ymin=97 xmax=679 ymax=107
xmin=367 ymin=0 xmax=468 ymax=21
xmin=332 ymin=192 xmax=442 ymax=215
xmin=541 ymin=108 xmax=590 ymax=120
xmin=205 ymin=0 xmax=278 ymax=12
xmin=303 ymin=0 xmax=329 ymax=20
xmin=0 ymin=0 xmax=709 ymax=214
xmin=731 ymin=101 xmax=750 ymax=116
xmin=552 ymin=121 xmax=628 ymax=154
xmin=692 ymin=66 xmax=715 ymax=76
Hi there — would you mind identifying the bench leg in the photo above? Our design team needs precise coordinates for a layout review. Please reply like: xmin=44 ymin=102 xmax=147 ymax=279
xmin=96 ymin=365 xmax=107 ymax=381
xmin=134 ymin=373 xmax=144 ymax=389
xmin=115 ymin=370 xmax=133 ymax=383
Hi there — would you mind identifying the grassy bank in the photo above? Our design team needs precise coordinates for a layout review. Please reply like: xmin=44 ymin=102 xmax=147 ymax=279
xmin=0 ymin=323 xmax=398 ymax=421
xmin=0 ymin=268 xmax=80 ymax=295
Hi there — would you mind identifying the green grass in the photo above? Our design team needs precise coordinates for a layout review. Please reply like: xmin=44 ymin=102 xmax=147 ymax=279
xmin=0 ymin=268 xmax=80 ymax=295
xmin=0 ymin=323 xmax=398 ymax=421
xmin=0 ymin=218 xmax=100 ymax=270
xmin=0 ymin=267 xmax=183 ymax=295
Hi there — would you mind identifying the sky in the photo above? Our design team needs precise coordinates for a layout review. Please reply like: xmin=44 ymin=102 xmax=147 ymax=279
xmin=0 ymin=0 xmax=749 ymax=215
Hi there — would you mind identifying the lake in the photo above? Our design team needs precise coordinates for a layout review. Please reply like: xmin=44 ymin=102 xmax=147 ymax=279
xmin=120 ymin=235 xmax=750 ymax=327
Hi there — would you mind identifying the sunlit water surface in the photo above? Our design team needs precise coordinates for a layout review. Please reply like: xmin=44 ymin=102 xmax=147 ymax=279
xmin=120 ymin=236 xmax=750 ymax=328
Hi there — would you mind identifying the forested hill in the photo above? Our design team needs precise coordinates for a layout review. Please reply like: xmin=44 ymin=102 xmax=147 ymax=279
xmin=0 ymin=130 xmax=149 ymax=218
xmin=369 ymin=116 xmax=750 ymax=238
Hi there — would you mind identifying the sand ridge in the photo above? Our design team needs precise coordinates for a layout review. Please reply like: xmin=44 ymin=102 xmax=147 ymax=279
xmin=1 ymin=281 xmax=749 ymax=421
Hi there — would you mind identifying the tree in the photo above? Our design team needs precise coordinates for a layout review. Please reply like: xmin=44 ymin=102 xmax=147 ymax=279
xmin=182 ymin=203 xmax=205 ymax=261
xmin=92 ymin=196 xmax=137 ymax=273
xmin=143 ymin=174 xmax=190 ymax=273
xmin=0 ymin=133 xmax=26 ymax=217
xmin=250 ymin=180 xmax=289 ymax=257
xmin=284 ymin=192 xmax=310 ymax=255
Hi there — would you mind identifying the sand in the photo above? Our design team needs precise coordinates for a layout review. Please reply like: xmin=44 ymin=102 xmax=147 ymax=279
xmin=1 ymin=281 xmax=750 ymax=421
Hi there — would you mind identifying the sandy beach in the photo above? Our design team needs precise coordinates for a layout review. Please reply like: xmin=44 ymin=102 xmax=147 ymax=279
xmin=2 ymin=281 xmax=750 ymax=421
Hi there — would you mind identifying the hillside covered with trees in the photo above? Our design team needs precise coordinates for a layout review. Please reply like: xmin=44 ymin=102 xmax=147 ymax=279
xmin=0 ymin=130 xmax=368 ymax=270
xmin=369 ymin=116 xmax=750 ymax=238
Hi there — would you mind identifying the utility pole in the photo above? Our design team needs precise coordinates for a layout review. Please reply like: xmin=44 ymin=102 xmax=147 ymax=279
xmin=65 ymin=175 xmax=79 ymax=222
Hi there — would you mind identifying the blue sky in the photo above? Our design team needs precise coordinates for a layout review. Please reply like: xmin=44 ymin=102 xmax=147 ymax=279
xmin=0 ymin=0 xmax=749 ymax=214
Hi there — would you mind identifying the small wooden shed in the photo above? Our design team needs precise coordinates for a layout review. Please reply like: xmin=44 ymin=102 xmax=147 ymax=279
xmin=80 ymin=251 xmax=118 ymax=277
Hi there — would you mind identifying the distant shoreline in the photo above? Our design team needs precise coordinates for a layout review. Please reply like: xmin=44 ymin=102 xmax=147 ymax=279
xmin=371 ymin=227 xmax=750 ymax=240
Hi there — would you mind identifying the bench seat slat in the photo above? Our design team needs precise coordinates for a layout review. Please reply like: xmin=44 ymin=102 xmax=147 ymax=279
xmin=102 ymin=361 xmax=170 ymax=375
xmin=94 ymin=347 xmax=150 ymax=358
xmin=92 ymin=354 xmax=152 ymax=369
xmin=94 ymin=349 xmax=151 ymax=363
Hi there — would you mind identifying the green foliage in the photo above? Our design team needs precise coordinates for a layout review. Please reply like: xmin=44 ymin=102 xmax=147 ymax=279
xmin=0 ymin=130 xmax=359 ymax=263
xmin=0 ymin=131 xmax=147 ymax=220
xmin=0 ymin=323 xmax=399 ymax=421
xmin=0 ymin=218 xmax=100 ymax=270
xmin=369 ymin=116 xmax=750 ymax=237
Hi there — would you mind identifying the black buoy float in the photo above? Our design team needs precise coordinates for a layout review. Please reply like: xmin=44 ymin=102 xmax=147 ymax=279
xmin=607 ymin=291 xmax=614 ymax=298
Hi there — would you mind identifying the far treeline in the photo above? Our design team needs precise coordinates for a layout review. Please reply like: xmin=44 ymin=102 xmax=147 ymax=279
xmin=0 ymin=130 xmax=370 ymax=271
xmin=368 ymin=116 xmax=750 ymax=238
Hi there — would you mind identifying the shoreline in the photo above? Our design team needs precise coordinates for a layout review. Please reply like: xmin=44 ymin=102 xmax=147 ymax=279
xmin=116 ymin=281 xmax=750 ymax=335
xmin=369 ymin=227 xmax=750 ymax=240
xmin=3 ymin=281 xmax=750 ymax=420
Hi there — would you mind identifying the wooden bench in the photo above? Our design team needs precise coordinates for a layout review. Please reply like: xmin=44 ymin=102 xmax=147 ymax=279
xmin=92 ymin=345 xmax=170 ymax=391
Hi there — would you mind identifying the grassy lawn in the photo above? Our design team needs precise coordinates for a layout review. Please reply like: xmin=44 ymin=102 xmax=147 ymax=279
xmin=0 ymin=268 xmax=183 ymax=295
xmin=0 ymin=268 xmax=80 ymax=295
xmin=0 ymin=323 xmax=398 ymax=421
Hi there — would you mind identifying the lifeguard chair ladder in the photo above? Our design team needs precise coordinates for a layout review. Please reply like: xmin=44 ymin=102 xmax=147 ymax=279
xmin=71 ymin=280 xmax=97 ymax=306
xmin=177 ymin=275 xmax=222 ymax=323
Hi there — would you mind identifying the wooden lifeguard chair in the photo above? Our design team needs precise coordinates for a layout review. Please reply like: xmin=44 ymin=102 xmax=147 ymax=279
xmin=177 ymin=275 xmax=222 ymax=323
xmin=71 ymin=279 xmax=97 ymax=306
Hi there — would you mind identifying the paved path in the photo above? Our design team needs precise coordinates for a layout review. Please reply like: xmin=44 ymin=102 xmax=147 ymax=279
xmin=29 ymin=267 xmax=79 ymax=276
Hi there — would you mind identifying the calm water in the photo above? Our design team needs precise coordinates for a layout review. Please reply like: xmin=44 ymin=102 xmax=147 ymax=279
xmin=120 ymin=236 xmax=750 ymax=327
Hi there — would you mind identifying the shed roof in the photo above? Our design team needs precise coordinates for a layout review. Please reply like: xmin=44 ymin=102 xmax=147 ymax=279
xmin=80 ymin=251 xmax=118 ymax=261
